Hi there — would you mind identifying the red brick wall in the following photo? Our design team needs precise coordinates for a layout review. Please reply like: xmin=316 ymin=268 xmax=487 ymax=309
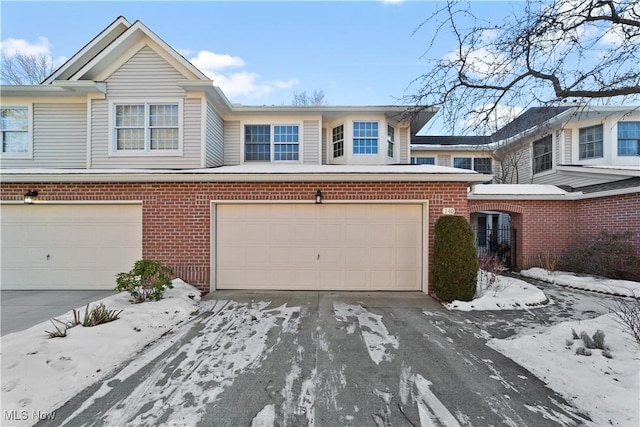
xmin=469 ymin=193 xmax=640 ymax=271
xmin=1 ymin=181 xmax=470 ymax=292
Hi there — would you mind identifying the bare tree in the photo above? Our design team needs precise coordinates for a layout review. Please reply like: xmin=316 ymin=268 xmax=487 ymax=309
xmin=1 ymin=52 xmax=54 ymax=85
xmin=292 ymin=89 xmax=327 ymax=106
xmin=406 ymin=0 xmax=640 ymax=134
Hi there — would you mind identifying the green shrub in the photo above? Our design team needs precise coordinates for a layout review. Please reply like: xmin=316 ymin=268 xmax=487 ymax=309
xmin=432 ymin=215 xmax=478 ymax=302
xmin=116 ymin=259 xmax=174 ymax=303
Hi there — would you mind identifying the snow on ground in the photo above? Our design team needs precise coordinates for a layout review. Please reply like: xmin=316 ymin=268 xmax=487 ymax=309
xmin=333 ymin=302 xmax=399 ymax=365
xmin=488 ymin=314 xmax=640 ymax=427
xmin=448 ymin=268 xmax=640 ymax=427
xmin=521 ymin=267 xmax=640 ymax=298
xmin=445 ymin=271 xmax=549 ymax=311
xmin=0 ymin=280 xmax=201 ymax=426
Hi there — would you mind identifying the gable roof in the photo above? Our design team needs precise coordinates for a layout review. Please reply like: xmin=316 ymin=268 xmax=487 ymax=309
xmin=43 ymin=16 xmax=132 ymax=84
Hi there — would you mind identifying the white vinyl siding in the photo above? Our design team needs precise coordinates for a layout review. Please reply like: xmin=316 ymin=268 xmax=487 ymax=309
xmin=223 ymin=121 xmax=241 ymax=165
xmin=90 ymin=46 xmax=202 ymax=168
xmin=437 ymin=155 xmax=450 ymax=167
xmin=205 ymin=101 xmax=224 ymax=167
xmin=303 ymin=120 xmax=319 ymax=164
xmin=564 ymin=129 xmax=572 ymax=163
xmin=1 ymin=103 xmax=86 ymax=168
xmin=321 ymin=128 xmax=327 ymax=164
xmin=399 ymin=127 xmax=408 ymax=163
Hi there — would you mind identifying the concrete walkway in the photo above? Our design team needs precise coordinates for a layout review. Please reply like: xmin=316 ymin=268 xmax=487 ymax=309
xmin=1 ymin=290 xmax=115 ymax=336
xmin=39 ymin=291 xmax=591 ymax=426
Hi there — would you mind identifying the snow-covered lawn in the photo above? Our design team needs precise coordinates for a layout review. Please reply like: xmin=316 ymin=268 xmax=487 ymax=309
xmin=445 ymin=269 xmax=640 ymax=426
xmin=521 ymin=267 xmax=640 ymax=298
xmin=0 ymin=280 xmax=201 ymax=426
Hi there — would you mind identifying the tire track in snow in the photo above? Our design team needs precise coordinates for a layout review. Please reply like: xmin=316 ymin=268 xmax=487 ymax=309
xmin=58 ymin=300 xmax=301 ymax=427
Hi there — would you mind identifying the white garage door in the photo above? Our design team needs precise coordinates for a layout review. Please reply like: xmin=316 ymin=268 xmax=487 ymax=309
xmin=1 ymin=204 xmax=142 ymax=290
xmin=215 ymin=203 xmax=424 ymax=291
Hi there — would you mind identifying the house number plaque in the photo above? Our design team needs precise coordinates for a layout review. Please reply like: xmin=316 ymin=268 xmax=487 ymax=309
xmin=442 ymin=208 xmax=456 ymax=215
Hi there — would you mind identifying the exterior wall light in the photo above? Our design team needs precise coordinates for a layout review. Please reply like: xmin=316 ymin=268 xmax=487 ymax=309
xmin=315 ymin=189 xmax=323 ymax=204
xmin=24 ymin=190 xmax=39 ymax=204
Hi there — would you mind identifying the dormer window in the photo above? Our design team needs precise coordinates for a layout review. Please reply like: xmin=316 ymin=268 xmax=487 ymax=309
xmin=353 ymin=121 xmax=378 ymax=154
xmin=244 ymin=124 xmax=300 ymax=162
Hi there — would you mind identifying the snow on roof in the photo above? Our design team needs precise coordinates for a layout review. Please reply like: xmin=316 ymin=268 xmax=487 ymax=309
xmin=472 ymin=184 xmax=568 ymax=195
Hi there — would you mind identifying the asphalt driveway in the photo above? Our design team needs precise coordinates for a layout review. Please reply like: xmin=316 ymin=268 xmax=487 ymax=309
xmin=1 ymin=290 xmax=115 ymax=336
xmin=38 ymin=289 xmax=592 ymax=426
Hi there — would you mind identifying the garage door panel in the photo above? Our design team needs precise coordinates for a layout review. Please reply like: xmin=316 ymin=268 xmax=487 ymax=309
xmin=1 ymin=204 xmax=141 ymax=290
xmin=216 ymin=203 xmax=424 ymax=291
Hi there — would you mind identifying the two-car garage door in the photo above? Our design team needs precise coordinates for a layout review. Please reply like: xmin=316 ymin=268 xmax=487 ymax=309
xmin=215 ymin=203 xmax=425 ymax=291
xmin=1 ymin=204 xmax=142 ymax=290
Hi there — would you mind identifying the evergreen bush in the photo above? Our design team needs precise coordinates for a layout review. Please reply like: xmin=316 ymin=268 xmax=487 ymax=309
xmin=432 ymin=215 xmax=478 ymax=302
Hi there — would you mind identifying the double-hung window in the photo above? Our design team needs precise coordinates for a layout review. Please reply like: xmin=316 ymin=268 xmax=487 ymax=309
xmin=533 ymin=135 xmax=553 ymax=173
xmin=453 ymin=157 xmax=472 ymax=170
xmin=579 ymin=124 xmax=603 ymax=159
xmin=113 ymin=102 xmax=180 ymax=153
xmin=245 ymin=124 xmax=299 ymax=162
xmin=618 ymin=122 xmax=640 ymax=156
xmin=387 ymin=125 xmax=395 ymax=158
xmin=1 ymin=107 xmax=29 ymax=156
xmin=353 ymin=121 xmax=378 ymax=154
xmin=332 ymin=124 xmax=344 ymax=158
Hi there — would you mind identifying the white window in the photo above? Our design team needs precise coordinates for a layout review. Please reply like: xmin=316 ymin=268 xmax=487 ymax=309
xmin=618 ymin=122 xmax=640 ymax=156
xmin=332 ymin=124 xmax=344 ymax=158
xmin=533 ymin=135 xmax=553 ymax=173
xmin=453 ymin=157 xmax=492 ymax=173
xmin=1 ymin=106 xmax=31 ymax=158
xmin=410 ymin=157 xmax=435 ymax=165
xmin=244 ymin=124 xmax=300 ymax=162
xmin=111 ymin=101 xmax=181 ymax=154
xmin=387 ymin=125 xmax=395 ymax=158
xmin=353 ymin=121 xmax=378 ymax=154
xmin=579 ymin=124 xmax=603 ymax=159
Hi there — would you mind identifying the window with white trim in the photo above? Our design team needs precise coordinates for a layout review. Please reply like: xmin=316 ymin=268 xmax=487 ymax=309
xmin=245 ymin=124 xmax=299 ymax=162
xmin=579 ymin=124 xmax=603 ymax=159
xmin=410 ymin=157 xmax=435 ymax=165
xmin=1 ymin=107 xmax=29 ymax=154
xmin=533 ymin=135 xmax=553 ymax=173
xmin=353 ymin=121 xmax=378 ymax=154
xmin=387 ymin=125 xmax=395 ymax=158
xmin=113 ymin=102 xmax=180 ymax=152
xmin=332 ymin=124 xmax=344 ymax=158
xmin=618 ymin=121 xmax=640 ymax=156
xmin=453 ymin=157 xmax=492 ymax=173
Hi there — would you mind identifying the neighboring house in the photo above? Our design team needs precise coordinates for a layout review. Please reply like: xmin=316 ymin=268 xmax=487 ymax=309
xmin=0 ymin=17 xmax=491 ymax=292
xmin=410 ymin=135 xmax=494 ymax=175
xmin=492 ymin=106 xmax=640 ymax=187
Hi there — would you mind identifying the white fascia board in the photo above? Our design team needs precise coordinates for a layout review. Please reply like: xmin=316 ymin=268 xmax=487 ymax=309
xmin=468 ymin=185 xmax=639 ymax=200
xmin=556 ymin=165 xmax=640 ymax=177
xmin=0 ymin=169 xmax=491 ymax=184
xmin=410 ymin=144 xmax=493 ymax=152
xmin=494 ymin=107 xmax=578 ymax=147
xmin=69 ymin=21 xmax=209 ymax=82
xmin=43 ymin=16 xmax=131 ymax=84
xmin=0 ymin=82 xmax=107 ymax=97
xmin=177 ymin=81 xmax=233 ymax=112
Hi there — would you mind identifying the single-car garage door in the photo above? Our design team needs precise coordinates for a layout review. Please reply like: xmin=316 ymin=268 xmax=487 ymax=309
xmin=1 ymin=204 xmax=142 ymax=290
xmin=215 ymin=203 xmax=425 ymax=290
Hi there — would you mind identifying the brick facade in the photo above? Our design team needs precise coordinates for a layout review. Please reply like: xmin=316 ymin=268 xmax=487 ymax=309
xmin=469 ymin=193 xmax=640 ymax=274
xmin=1 ymin=181 xmax=469 ymax=292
